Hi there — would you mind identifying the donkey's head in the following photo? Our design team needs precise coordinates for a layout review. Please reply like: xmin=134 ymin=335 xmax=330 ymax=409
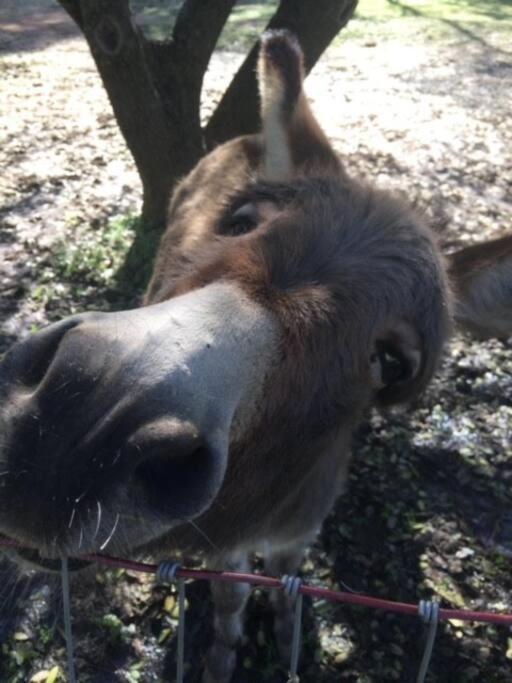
xmin=1 ymin=32 xmax=507 ymax=568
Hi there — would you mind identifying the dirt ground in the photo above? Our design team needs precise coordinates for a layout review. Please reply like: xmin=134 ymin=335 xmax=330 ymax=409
xmin=0 ymin=2 xmax=511 ymax=682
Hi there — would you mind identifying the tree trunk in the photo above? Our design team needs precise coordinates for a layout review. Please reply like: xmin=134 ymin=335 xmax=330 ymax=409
xmin=58 ymin=0 xmax=235 ymax=285
xmin=58 ymin=0 xmax=358 ymax=284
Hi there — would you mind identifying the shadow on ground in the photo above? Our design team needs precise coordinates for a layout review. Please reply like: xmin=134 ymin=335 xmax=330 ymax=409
xmin=0 ymin=1 xmax=78 ymax=55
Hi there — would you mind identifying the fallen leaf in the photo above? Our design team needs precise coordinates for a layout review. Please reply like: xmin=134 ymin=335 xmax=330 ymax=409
xmin=30 ymin=667 xmax=60 ymax=683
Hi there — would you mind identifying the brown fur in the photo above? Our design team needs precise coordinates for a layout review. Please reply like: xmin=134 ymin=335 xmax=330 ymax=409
xmin=448 ymin=234 xmax=512 ymax=338
xmin=143 ymin=31 xmax=453 ymax=564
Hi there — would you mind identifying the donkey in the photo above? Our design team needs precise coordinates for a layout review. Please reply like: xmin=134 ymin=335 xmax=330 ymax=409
xmin=0 ymin=31 xmax=511 ymax=682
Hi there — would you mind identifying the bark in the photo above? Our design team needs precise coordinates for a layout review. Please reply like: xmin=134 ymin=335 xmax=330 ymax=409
xmin=58 ymin=0 xmax=235 ymax=231
xmin=204 ymin=0 xmax=358 ymax=147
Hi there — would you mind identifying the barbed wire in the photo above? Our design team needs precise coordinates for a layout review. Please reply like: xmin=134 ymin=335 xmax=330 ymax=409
xmin=80 ymin=550 xmax=512 ymax=626
xmin=1 ymin=538 xmax=511 ymax=683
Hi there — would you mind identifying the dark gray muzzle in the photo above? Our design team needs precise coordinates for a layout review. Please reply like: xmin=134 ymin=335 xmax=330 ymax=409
xmin=0 ymin=283 xmax=274 ymax=556
xmin=0 ymin=302 xmax=230 ymax=553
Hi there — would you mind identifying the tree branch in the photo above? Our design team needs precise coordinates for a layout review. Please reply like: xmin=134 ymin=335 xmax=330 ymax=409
xmin=172 ymin=0 xmax=237 ymax=78
xmin=204 ymin=0 xmax=358 ymax=148
xmin=142 ymin=0 xmax=237 ymax=127
xmin=57 ymin=0 xmax=84 ymax=29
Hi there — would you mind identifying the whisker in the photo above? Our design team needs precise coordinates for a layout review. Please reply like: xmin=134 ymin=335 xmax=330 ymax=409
xmin=74 ymin=489 xmax=87 ymax=504
xmin=99 ymin=513 xmax=120 ymax=551
xmin=187 ymin=519 xmax=235 ymax=568
xmin=111 ymin=449 xmax=122 ymax=467
xmin=68 ymin=507 xmax=77 ymax=530
xmin=93 ymin=500 xmax=102 ymax=541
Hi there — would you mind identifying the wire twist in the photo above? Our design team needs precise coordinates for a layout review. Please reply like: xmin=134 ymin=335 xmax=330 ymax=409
xmin=156 ymin=561 xmax=181 ymax=583
xmin=157 ymin=561 xmax=185 ymax=683
xmin=282 ymin=575 xmax=304 ymax=683
xmin=417 ymin=599 xmax=440 ymax=683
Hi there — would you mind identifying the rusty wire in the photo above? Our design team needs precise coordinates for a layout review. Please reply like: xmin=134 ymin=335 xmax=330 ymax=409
xmin=1 ymin=537 xmax=512 ymax=682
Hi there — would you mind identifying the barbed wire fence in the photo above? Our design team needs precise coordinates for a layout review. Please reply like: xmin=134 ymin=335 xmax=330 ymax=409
xmin=2 ymin=537 xmax=509 ymax=683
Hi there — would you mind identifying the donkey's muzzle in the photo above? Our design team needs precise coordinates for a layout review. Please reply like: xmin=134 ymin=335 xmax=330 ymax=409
xmin=0 ymin=302 xmax=232 ymax=550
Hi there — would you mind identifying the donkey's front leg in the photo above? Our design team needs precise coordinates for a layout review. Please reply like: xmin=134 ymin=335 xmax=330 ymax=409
xmin=266 ymin=539 xmax=309 ymax=663
xmin=202 ymin=552 xmax=250 ymax=683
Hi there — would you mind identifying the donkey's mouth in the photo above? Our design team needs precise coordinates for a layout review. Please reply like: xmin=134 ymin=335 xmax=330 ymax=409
xmin=0 ymin=535 xmax=91 ymax=572
xmin=15 ymin=547 xmax=91 ymax=572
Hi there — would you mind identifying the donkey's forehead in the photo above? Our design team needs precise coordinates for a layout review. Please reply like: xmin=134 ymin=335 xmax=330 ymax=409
xmin=225 ymin=175 xmax=345 ymax=212
xmin=162 ymin=174 xmax=436 ymax=310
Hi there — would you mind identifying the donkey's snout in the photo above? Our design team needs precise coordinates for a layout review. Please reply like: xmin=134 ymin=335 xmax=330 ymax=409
xmin=0 ymin=303 xmax=234 ymax=551
xmin=0 ymin=283 xmax=276 ymax=555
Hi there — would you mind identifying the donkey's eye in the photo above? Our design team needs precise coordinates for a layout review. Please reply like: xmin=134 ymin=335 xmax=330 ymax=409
xmin=221 ymin=203 xmax=259 ymax=236
xmin=376 ymin=343 xmax=410 ymax=386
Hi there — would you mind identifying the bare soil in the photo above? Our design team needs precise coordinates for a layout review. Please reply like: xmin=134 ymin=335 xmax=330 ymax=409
xmin=0 ymin=3 xmax=511 ymax=683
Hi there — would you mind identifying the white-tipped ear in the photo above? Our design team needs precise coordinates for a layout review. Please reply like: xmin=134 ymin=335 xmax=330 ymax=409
xmin=258 ymin=30 xmax=303 ymax=181
xmin=448 ymin=235 xmax=512 ymax=339
xmin=258 ymin=31 xmax=342 ymax=181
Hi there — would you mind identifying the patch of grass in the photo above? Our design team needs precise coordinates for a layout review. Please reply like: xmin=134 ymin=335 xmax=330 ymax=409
xmin=29 ymin=213 xmax=138 ymax=318
xmin=339 ymin=0 xmax=512 ymax=45
xmin=130 ymin=0 xmax=180 ymax=40
xmin=53 ymin=214 xmax=138 ymax=287
xmin=217 ymin=2 xmax=276 ymax=52
xmin=131 ymin=0 xmax=276 ymax=50
xmin=357 ymin=0 xmax=512 ymax=24
xmin=130 ymin=0 xmax=512 ymax=50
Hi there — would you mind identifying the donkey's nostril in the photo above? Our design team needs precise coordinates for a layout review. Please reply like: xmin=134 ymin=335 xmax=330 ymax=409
xmin=133 ymin=439 xmax=222 ymax=519
xmin=136 ymin=445 xmax=207 ymax=495
xmin=1 ymin=317 xmax=81 ymax=388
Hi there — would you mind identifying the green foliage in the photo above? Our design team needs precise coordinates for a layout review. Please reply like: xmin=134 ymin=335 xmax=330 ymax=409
xmin=130 ymin=0 xmax=512 ymax=49
xmin=53 ymin=214 xmax=138 ymax=287
xmin=342 ymin=0 xmax=512 ymax=43
xmin=98 ymin=612 xmax=124 ymax=642
xmin=1 ymin=638 xmax=38 ymax=682
xmin=29 ymin=213 xmax=139 ymax=319
xmin=131 ymin=0 xmax=276 ymax=49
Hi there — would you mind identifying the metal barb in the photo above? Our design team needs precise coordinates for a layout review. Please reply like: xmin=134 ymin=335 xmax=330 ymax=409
xmin=157 ymin=562 xmax=185 ymax=683
xmin=416 ymin=599 xmax=440 ymax=683
xmin=282 ymin=575 xmax=304 ymax=683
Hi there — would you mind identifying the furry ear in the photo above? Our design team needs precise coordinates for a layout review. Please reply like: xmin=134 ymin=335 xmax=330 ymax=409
xmin=258 ymin=30 xmax=302 ymax=180
xmin=258 ymin=30 xmax=341 ymax=181
xmin=448 ymin=235 xmax=512 ymax=339
xmin=370 ymin=320 xmax=424 ymax=405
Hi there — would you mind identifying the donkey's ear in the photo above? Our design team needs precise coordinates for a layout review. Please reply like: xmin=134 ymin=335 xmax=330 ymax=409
xmin=448 ymin=235 xmax=512 ymax=339
xmin=258 ymin=30 xmax=341 ymax=181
